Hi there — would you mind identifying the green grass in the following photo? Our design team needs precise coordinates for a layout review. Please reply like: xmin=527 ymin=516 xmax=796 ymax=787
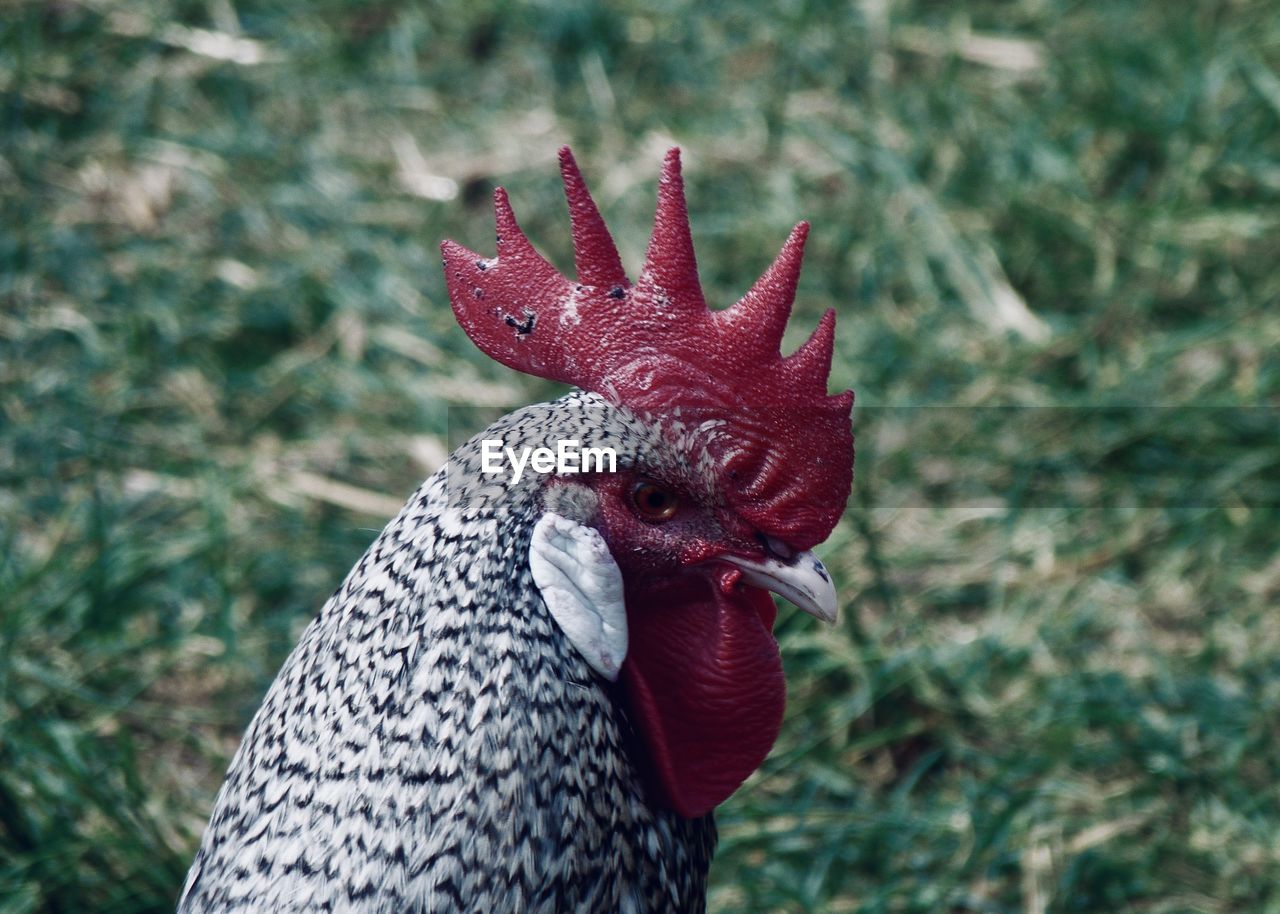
xmin=3 ymin=1 xmax=1279 ymax=911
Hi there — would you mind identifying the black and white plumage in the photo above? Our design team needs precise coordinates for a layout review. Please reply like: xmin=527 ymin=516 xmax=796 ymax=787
xmin=180 ymin=396 xmax=717 ymax=912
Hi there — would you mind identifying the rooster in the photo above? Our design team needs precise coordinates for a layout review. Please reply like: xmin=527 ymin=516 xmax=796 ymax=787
xmin=179 ymin=147 xmax=854 ymax=913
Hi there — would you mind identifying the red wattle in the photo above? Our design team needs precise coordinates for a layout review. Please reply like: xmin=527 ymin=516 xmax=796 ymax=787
xmin=620 ymin=574 xmax=784 ymax=818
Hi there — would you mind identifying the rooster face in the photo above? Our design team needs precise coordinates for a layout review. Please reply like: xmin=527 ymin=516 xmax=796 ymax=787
xmin=568 ymin=436 xmax=836 ymax=619
xmin=444 ymin=149 xmax=854 ymax=819
xmin=524 ymin=402 xmax=840 ymax=819
xmin=573 ymin=454 xmax=757 ymax=573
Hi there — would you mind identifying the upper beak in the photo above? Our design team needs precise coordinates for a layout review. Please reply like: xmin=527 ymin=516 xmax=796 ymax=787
xmin=718 ymin=549 xmax=839 ymax=623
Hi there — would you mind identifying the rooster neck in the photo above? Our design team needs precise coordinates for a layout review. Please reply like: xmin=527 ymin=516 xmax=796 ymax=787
xmin=180 ymin=391 xmax=717 ymax=913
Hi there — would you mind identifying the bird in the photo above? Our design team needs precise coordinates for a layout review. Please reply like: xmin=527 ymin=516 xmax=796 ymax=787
xmin=178 ymin=146 xmax=854 ymax=913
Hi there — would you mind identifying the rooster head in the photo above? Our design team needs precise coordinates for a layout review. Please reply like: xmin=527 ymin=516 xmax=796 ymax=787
xmin=441 ymin=148 xmax=854 ymax=818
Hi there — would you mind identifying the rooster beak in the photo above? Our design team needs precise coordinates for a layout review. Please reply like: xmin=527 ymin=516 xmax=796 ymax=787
xmin=718 ymin=550 xmax=839 ymax=623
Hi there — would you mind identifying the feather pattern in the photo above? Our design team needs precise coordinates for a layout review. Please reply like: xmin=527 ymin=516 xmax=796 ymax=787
xmin=179 ymin=393 xmax=717 ymax=913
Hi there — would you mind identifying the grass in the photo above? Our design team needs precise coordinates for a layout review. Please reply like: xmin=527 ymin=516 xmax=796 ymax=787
xmin=3 ymin=0 xmax=1279 ymax=911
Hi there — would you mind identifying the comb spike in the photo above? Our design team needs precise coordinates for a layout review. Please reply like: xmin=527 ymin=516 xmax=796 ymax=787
xmin=637 ymin=148 xmax=705 ymax=312
xmin=493 ymin=188 xmax=540 ymax=261
xmin=559 ymin=147 xmax=627 ymax=289
xmin=718 ymin=221 xmax=809 ymax=356
xmin=442 ymin=185 xmax=574 ymax=382
xmin=782 ymin=308 xmax=837 ymax=394
xmin=491 ymin=186 xmax=564 ymax=289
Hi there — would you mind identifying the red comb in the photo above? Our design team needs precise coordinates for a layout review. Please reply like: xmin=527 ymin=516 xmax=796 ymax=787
xmin=441 ymin=147 xmax=853 ymax=547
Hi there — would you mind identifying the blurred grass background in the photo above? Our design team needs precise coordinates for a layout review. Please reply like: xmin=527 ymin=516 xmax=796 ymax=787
xmin=3 ymin=0 xmax=1280 ymax=911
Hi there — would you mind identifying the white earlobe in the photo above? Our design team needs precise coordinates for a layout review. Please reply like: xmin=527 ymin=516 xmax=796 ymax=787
xmin=528 ymin=512 xmax=628 ymax=681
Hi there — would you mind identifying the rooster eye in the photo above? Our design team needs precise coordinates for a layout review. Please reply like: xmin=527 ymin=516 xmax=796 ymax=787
xmin=631 ymin=481 xmax=679 ymax=522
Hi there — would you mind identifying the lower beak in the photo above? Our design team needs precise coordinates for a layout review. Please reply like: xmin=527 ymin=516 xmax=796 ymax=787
xmin=717 ymin=550 xmax=839 ymax=623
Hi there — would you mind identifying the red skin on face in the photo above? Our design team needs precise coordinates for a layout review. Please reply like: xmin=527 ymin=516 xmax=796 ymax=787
xmin=571 ymin=470 xmax=785 ymax=817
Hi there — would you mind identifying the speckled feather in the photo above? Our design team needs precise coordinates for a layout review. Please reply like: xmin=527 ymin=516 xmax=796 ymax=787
xmin=179 ymin=392 xmax=719 ymax=914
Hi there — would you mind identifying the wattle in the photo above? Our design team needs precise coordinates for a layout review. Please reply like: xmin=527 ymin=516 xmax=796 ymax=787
xmin=620 ymin=573 xmax=784 ymax=818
